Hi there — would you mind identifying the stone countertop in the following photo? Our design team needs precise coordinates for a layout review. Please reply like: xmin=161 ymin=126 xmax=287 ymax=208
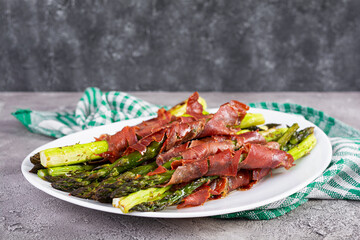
xmin=1 ymin=92 xmax=359 ymax=240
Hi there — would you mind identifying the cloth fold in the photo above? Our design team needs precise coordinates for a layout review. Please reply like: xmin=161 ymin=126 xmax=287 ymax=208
xmin=13 ymin=87 xmax=360 ymax=220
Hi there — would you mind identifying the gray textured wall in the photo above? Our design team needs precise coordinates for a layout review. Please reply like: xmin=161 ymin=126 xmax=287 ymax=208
xmin=1 ymin=0 xmax=360 ymax=92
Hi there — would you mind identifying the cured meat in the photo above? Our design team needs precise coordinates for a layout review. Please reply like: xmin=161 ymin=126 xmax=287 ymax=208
xmin=166 ymin=159 xmax=208 ymax=185
xmin=265 ymin=141 xmax=280 ymax=150
xmin=155 ymin=142 xmax=191 ymax=166
xmin=209 ymin=177 xmax=228 ymax=196
xmin=199 ymin=101 xmax=249 ymax=138
xmin=177 ymin=185 xmax=212 ymax=209
xmin=156 ymin=136 xmax=226 ymax=165
xmin=187 ymin=136 xmax=224 ymax=147
xmin=227 ymin=170 xmax=252 ymax=192
xmin=97 ymin=126 xmax=138 ymax=163
xmin=160 ymin=119 xmax=207 ymax=153
xmin=166 ymin=150 xmax=241 ymax=185
xmin=252 ymin=168 xmax=271 ymax=181
xmin=180 ymin=141 xmax=235 ymax=162
xmin=135 ymin=108 xmax=176 ymax=138
xmin=206 ymin=150 xmax=240 ymax=177
xmin=185 ymin=92 xmax=207 ymax=119
xmin=123 ymin=129 xmax=166 ymax=155
xmin=238 ymin=143 xmax=294 ymax=170
xmin=234 ymin=131 xmax=266 ymax=147
xmin=209 ymin=170 xmax=254 ymax=197
xmin=147 ymin=165 xmax=167 ymax=176
xmin=178 ymin=170 xmax=253 ymax=208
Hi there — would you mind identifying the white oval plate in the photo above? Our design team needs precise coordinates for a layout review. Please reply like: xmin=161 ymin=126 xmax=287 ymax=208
xmin=22 ymin=108 xmax=332 ymax=218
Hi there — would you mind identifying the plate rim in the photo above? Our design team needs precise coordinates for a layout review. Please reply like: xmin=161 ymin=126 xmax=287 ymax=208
xmin=21 ymin=108 xmax=332 ymax=218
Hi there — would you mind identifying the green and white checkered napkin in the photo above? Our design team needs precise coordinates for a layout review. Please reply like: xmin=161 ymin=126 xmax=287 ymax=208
xmin=13 ymin=87 xmax=360 ymax=220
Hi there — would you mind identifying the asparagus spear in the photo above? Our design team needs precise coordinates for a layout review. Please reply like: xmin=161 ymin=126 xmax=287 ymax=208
xmin=119 ymin=176 xmax=217 ymax=212
xmin=289 ymin=127 xmax=314 ymax=145
xmin=109 ymin=170 xmax=175 ymax=199
xmin=91 ymin=157 xmax=182 ymax=201
xmin=40 ymin=141 xmax=109 ymax=168
xmin=51 ymin=140 xmax=164 ymax=192
xmin=288 ymin=133 xmax=317 ymax=160
xmin=237 ymin=127 xmax=288 ymax=141
xmin=37 ymin=164 xmax=94 ymax=181
xmin=260 ymin=127 xmax=288 ymax=142
xmin=278 ymin=123 xmax=299 ymax=150
xmin=113 ymin=186 xmax=172 ymax=213
xmin=74 ymin=161 xmax=158 ymax=201
xmin=282 ymin=127 xmax=314 ymax=151
xmin=30 ymin=152 xmax=41 ymax=165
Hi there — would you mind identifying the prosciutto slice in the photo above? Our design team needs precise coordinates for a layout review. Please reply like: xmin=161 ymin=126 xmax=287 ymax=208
xmin=177 ymin=185 xmax=212 ymax=209
xmin=209 ymin=177 xmax=228 ymax=196
xmin=136 ymin=91 xmax=207 ymax=138
xmin=227 ymin=170 xmax=252 ymax=192
xmin=156 ymin=136 xmax=228 ymax=165
xmin=166 ymin=159 xmax=208 ymax=185
xmin=234 ymin=131 xmax=266 ymax=147
xmin=155 ymin=142 xmax=191 ymax=165
xmin=134 ymin=108 xmax=177 ymax=138
xmin=198 ymin=100 xmax=249 ymax=138
xmin=252 ymin=168 xmax=271 ymax=181
xmin=180 ymin=141 xmax=235 ymax=162
xmin=97 ymin=126 xmax=138 ymax=163
xmin=160 ymin=119 xmax=207 ymax=153
xmin=169 ymin=142 xmax=295 ymax=208
xmin=209 ymin=170 xmax=252 ymax=197
xmin=147 ymin=165 xmax=167 ymax=176
xmin=238 ymin=143 xmax=294 ymax=170
xmin=207 ymin=150 xmax=240 ymax=176
xmin=157 ymin=138 xmax=236 ymax=167
xmin=166 ymin=150 xmax=241 ymax=185
xmin=123 ymin=129 xmax=166 ymax=155
xmin=185 ymin=92 xmax=207 ymax=119
xmin=178 ymin=170 xmax=253 ymax=208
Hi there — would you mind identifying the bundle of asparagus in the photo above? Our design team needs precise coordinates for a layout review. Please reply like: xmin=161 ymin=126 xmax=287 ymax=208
xmin=29 ymin=93 xmax=317 ymax=213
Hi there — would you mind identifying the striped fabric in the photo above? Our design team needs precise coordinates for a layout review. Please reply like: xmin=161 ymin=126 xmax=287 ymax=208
xmin=13 ymin=88 xmax=161 ymax=138
xmin=12 ymin=88 xmax=360 ymax=220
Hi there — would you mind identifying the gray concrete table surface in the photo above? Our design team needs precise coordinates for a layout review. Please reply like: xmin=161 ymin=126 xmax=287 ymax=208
xmin=1 ymin=91 xmax=360 ymax=240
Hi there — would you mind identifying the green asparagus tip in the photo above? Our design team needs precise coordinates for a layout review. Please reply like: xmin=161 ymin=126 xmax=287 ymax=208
xmin=278 ymin=123 xmax=299 ymax=148
xmin=288 ymin=133 xmax=317 ymax=160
